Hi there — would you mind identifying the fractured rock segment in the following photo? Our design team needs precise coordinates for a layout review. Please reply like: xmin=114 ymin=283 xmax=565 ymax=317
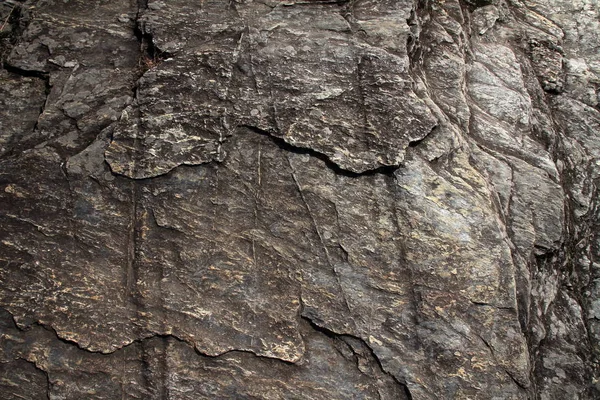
xmin=105 ymin=0 xmax=437 ymax=178
xmin=104 ymin=61 xmax=230 ymax=179
xmin=6 ymin=0 xmax=139 ymax=153
xmin=248 ymin=5 xmax=437 ymax=173
xmin=105 ymin=0 xmax=243 ymax=178
xmin=0 ymin=144 xmax=138 ymax=353
xmin=394 ymin=153 xmax=529 ymax=398
xmin=140 ymin=326 xmax=408 ymax=400
xmin=0 ymin=308 xmax=148 ymax=399
xmin=0 ymin=306 xmax=407 ymax=400
xmin=135 ymin=129 xmax=306 ymax=361
xmin=282 ymin=148 xmax=530 ymax=398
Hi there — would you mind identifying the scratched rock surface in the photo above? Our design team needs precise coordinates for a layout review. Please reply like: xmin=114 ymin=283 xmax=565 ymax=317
xmin=1 ymin=0 xmax=599 ymax=399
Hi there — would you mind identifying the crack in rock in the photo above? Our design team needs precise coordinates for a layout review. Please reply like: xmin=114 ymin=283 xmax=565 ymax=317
xmin=104 ymin=1 xmax=437 ymax=179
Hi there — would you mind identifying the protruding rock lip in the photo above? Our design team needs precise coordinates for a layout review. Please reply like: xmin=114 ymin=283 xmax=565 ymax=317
xmin=27 ymin=316 xmax=306 ymax=364
xmin=105 ymin=120 xmax=438 ymax=179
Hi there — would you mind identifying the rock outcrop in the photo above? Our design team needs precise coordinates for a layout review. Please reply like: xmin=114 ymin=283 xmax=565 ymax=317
xmin=0 ymin=0 xmax=599 ymax=398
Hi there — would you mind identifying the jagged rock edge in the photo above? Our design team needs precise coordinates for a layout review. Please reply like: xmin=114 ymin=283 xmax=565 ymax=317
xmin=104 ymin=123 xmax=437 ymax=181
xmin=2 ymin=305 xmax=300 ymax=363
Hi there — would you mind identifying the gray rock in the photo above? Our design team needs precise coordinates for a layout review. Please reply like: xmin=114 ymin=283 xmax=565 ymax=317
xmin=1 ymin=0 xmax=600 ymax=398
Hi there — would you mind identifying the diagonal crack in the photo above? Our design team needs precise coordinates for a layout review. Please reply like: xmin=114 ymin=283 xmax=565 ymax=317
xmin=288 ymin=159 xmax=355 ymax=320
xmin=300 ymin=312 xmax=413 ymax=400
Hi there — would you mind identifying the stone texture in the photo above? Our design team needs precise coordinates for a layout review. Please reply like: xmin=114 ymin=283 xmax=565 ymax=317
xmin=1 ymin=0 xmax=600 ymax=399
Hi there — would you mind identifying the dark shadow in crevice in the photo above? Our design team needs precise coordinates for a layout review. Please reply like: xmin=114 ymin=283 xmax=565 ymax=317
xmin=241 ymin=124 xmax=401 ymax=179
xmin=133 ymin=9 xmax=172 ymax=74
xmin=3 ymin=62 xmax=49 ymax=80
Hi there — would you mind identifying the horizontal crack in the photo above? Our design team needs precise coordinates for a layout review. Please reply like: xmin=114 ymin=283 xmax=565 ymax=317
xmin=106 ymin=122 xmax=404 ymax=182
xmin=2 ymin=306 xmax=300 ymax=364
xmin=242 ymin=124 xmax=401 ymax=178
xmin=470 ymin=300 xmax=517 ymax=311
xmin=3 ymin=62 xmax=50 ymax=80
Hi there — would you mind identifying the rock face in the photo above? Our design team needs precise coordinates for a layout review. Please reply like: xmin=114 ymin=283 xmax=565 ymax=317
xmin=0 ymin=0 xmax=599 ymax=398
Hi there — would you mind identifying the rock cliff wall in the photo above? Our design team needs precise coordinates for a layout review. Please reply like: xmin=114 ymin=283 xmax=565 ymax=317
xmin=0 ymin=0 xmax=599 ymax=398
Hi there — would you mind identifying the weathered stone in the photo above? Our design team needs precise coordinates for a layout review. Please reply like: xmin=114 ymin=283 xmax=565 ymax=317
xmin=1 ymin=0 xmax=600 ymax=398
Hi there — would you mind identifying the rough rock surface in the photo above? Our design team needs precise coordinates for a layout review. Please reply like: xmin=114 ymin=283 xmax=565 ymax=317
xmin=0 ymin=0 xmax=599 ymax=399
